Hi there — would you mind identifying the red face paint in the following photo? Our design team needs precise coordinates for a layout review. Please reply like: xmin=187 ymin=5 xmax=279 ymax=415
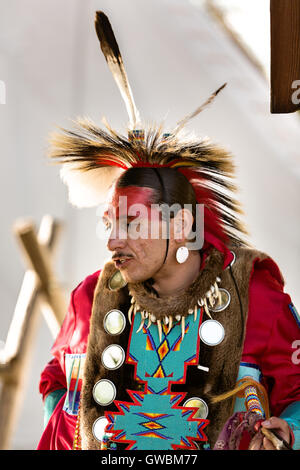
xmin=110 ymin=186 xmax=155 ymax=216
xmin=105 ymin=186 xmax=161 ymax=221
xmin=103 ymin=185 xmax=163 ymax=242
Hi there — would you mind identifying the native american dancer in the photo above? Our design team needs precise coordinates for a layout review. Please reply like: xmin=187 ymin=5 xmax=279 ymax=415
xmin=37 ymin=12 xmax=300 ymax=451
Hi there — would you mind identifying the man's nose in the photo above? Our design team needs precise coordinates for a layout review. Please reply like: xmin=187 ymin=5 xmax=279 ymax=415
xmin=107 ymin=232 xmax=127 ymax=252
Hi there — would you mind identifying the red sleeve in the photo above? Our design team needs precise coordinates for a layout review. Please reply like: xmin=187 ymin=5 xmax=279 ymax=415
xmin=38 ymin=291 xmax=76 ymax=400
xmin=39 ymin=358 xmax=67 ymax=400
xmin=39 ymin=270 xmax=100 ymax=401
xmin=50 ymin=290 xmax=77 ymax=372
xmin=242 ymin=258 xmax=300 ymax=417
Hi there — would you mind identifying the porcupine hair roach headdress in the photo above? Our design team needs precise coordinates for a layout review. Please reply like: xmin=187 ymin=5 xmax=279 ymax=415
xmin=49 ymin=11 xmax=249 ymax=253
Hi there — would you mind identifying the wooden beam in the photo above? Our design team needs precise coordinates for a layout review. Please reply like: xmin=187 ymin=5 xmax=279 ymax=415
xmin=271 ymin=0 xmax=300 ymax=113
xmin=0 ymin=216 xmax=65 ymax=449
xmin=0 ymin=271 xmax=40 ymax=449
xmin=14 ymin=219 xmax=66 ymax=332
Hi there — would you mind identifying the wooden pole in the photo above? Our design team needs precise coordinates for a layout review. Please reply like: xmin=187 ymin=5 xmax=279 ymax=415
xmin=270 ymin=0 xmax=300 ymax=113
xmin=14 ymin=218 xmax=66 ymax=333
xmin=0 ymin=215 xmax=65 ymax=449
xmin=0 ymin=271 xmax=41 ymax=449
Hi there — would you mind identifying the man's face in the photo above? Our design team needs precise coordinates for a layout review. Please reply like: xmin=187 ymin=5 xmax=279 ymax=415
xmin=103 ymin=186 xmax=172 ymax=283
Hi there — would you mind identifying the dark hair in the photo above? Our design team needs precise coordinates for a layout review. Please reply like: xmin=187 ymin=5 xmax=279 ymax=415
xmin=116 ymin=167 xmax=197 ymax=228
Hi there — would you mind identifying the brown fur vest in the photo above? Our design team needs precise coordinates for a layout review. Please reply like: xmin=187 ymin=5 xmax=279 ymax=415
xmin=80 ymin=245 xmax=271 ymax=449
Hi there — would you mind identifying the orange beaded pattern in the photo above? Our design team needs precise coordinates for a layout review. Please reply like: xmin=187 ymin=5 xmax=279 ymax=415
xmin=73 ymin=401 xmax=82 ymax=450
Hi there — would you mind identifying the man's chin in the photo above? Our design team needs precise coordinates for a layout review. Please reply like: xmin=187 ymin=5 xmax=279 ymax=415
xmin=120 ymin=268 xmax=151 ymax=284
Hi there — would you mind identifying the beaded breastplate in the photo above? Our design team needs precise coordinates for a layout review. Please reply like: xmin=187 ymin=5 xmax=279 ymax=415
xmin=104 ymin=307 xmax=208 ymax=450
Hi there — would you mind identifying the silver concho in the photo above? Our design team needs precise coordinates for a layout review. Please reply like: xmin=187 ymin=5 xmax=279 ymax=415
xmin=101 ymin=344 xmax=125 ymax=370
xmin=93 ymin=379 xmax=116 ymax=406
xmin=108 ymin=270 xmax=127 ymax=290
xmin=209 ymin=288 xmax=231 ymax=312
xmin=103 ymin=309 xmax=126 ymax=335
xmin=92 ymin=416 xmax=110 ymax=442
xmin=199 ymin=319 xmax=225 ymax=346
xmin=183 ymin=397 xmax=209 ymax=419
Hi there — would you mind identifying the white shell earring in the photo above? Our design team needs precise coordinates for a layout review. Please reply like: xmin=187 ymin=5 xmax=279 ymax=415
xmin=176 ymin=246 xmax=189 ymax=264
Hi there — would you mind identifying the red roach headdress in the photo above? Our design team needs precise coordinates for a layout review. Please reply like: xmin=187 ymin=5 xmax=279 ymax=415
xmin=49 ymin=11 xmax=249 ymax=251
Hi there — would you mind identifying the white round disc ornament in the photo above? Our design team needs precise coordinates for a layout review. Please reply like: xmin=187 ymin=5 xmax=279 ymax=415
xmin=199 ymin=320 xmax=225 ymax=346
xmin=176 ymin=246 xmax=189 ymax=264
xmin=183 ymin=397 xmax=209 ymax=419
xmin=103 ymin=309 xmax=126 ymax=335
xmin=209 ymin=288 xmax=231 ymax=313
xmin=108 ymin=270 xmax=127 ymax=290
xmin=92 ymin=416 xmax=110 ymax=442
xmin=93 ymin=379 xmax=116 ymax=406
xmin=101 ymin=344 xmax=125 ymax=370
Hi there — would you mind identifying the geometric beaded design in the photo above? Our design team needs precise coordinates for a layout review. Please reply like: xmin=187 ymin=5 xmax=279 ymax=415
xmin=244 ymin=385 xmax=264 ymax=417
xmin=104 ymin=309 xmax=210 ymax=450
xmin=63 ymin=354 xmax=85 ymax=416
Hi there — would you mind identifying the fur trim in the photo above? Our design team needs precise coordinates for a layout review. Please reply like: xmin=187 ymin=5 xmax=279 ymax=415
xmin=128 ymin=248 xmax=225 ymax=321
xmin=80 ymin=261 xmax=132 ymax=449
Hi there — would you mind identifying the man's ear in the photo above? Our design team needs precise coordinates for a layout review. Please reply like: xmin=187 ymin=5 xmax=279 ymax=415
xmin=173 ymin=209 xmax=194 ymax=241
